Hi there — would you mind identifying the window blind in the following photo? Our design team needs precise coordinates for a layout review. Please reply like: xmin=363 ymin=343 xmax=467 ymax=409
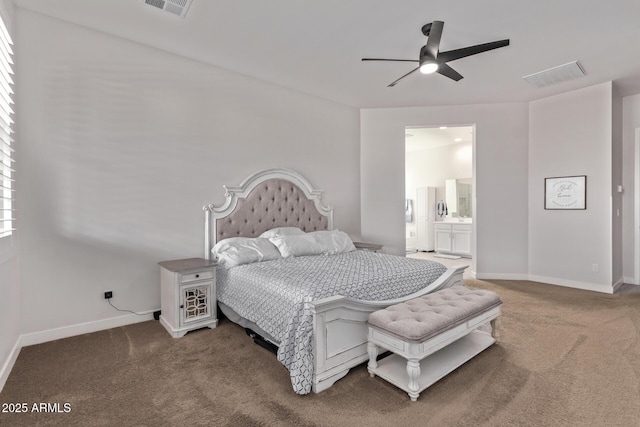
xmin=0 ymin=11 xmax=13 ymax=238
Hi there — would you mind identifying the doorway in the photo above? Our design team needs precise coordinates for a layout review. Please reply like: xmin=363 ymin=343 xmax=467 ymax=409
xmin=405 ymin=125 xmax=474 ymax=269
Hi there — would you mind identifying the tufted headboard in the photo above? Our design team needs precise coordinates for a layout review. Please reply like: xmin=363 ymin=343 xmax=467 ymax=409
xmin=203 ymin=168 xmax=334 ymax=260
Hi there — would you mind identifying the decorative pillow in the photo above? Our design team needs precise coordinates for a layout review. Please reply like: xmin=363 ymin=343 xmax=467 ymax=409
xmin=310 ymin=230 xmax=356 ymax=255
xmin=259 ymin=227 xmax=306 ymax=239
xmin=269 ymin=234 xmax=324 ymax=258
xmin=212 ymin=237 xmax=281 ymax=268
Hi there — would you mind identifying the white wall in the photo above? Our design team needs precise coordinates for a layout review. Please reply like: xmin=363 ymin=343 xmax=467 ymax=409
xmin=528 ymin=82 xmax=614 ymax=292
xmin=15 ymin=9 xmax=360 ymax=339
xmin=406 ymin=140 xmax=473 ymax=206
xmin=0 ymin=0 xmax=19 ymax=391
xmin=361 ymin=103 xmax=529 ymax=278
xmin=622 ymin=93 xmax=640 ymax=285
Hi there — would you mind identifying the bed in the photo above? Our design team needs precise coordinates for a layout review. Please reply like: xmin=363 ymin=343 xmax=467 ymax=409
xmin=203 ymin=168 xmax=467 ymax=394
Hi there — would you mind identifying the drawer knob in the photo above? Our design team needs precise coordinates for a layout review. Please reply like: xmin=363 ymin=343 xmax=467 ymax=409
xmin=180 ymin=304 xmax=184 ymax=309
xmin=195 ymin=274 xmax=199 ymax=278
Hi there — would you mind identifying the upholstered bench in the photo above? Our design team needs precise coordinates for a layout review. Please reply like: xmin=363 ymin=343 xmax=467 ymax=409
xmin=367 ymin=286 xmax=502 ymax=401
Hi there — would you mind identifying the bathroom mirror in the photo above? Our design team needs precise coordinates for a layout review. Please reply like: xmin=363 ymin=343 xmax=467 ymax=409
xmin=445 ymin=178 xmax=472 ymax=218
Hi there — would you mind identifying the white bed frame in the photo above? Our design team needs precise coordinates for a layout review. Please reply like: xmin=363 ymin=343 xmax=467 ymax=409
xmin=203 ymin=168 xmax=466 ymax=393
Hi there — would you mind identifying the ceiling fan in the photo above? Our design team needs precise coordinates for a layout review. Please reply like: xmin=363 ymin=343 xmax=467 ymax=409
xmin=362 ymin=21 xmax=509 ymax=87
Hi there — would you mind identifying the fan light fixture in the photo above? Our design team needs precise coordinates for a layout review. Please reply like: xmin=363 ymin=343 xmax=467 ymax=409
xmin=419 ymin=61 xmax=438 ymax=74
xmin=362 ymin=21 xmax=510 ymax=86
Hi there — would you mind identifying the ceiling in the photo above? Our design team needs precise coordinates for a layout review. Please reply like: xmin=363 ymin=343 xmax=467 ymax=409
xmin=405 ymin=126 xmax=472 ymax=153
xmin=13 ymin=0 xmax=640 ymax=108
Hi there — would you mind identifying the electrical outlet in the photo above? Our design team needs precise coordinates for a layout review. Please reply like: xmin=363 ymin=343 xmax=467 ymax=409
xmin=104 ymin=290 xmax=113 ymax=299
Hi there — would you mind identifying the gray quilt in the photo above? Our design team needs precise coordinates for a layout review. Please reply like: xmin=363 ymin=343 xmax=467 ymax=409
xmin=216 ymin=250 xmax=447 ymax=394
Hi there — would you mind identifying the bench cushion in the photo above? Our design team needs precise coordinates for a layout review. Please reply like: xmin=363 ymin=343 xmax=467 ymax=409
xmin=368 ymin=286 xmax=501 ymax=343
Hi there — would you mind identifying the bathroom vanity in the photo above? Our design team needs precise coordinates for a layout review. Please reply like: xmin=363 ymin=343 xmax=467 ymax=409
xmin=434 ymin=221 xmax=472 ymax=257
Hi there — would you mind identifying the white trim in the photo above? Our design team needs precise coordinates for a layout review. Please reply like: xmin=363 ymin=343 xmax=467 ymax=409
xmin=1 ymin=310 xmax=158 ymax=392
xmin=0 ymin=335 xmax=20 ymax=392
xmin=475 ymin=273 xmax=529 ymax=281
xmin=527 ymin=274 xmax=614 ymax=294
xmin=635 ymin=129 xmax=640 ymax=287
xmin=623 ymin=276 xmax=638 ymax=286
xmin=612 ymin=277 xmax=625 ymax=293
xmin=476 ymin=272 xmax=616 ymax=294
xmin=20 ymin=310 xmax=156 ymax=347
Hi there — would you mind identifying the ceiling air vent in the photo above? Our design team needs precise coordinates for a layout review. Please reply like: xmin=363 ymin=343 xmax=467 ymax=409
xmin=523 ymin=61 xmax=586 ymax=88
xmin=144 ymin=0 xmax=193 ymax=18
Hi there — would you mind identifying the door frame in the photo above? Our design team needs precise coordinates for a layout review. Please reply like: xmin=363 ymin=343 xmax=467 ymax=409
xmin=635 ymin=127 xmax=639 ymax=284
xmin=404 ymin=124 xmax=476 ymax=275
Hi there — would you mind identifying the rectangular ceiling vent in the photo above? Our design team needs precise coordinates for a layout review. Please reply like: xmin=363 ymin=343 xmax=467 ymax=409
xmin=523 ymin=61 xmax=586 ymax=88
xmin=144 ymin=0 xmax=193 ymax=18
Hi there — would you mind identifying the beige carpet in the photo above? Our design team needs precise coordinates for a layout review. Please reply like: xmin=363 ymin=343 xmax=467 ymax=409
xmin=2 ymin=279 xmax=640 ymax=426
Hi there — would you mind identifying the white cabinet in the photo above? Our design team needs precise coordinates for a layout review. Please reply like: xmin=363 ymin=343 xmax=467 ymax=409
xmin=416 ymin=187 xmax=435 ymax=251
xmin=159 ymin=258 xmax=218 ymax=338
xmin=434 ymin=224 xmax=453 ymax=253
xmin=434 ymin=223 xmax=472 ymax=257
xmin=452 ymin=225 xmax=472 ymax=256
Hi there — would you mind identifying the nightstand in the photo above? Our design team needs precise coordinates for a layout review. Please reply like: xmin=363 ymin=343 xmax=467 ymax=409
xmin=158 ymin=258 xmax=218 ymax=338
xmin=353 ymin=241 xmax=383 ymax=253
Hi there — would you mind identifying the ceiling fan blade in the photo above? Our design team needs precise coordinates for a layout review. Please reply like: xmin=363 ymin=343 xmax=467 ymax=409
xmin=438 ymin=39 xmax=510 ymax=63
xmin=361 ymin=58 xmax=420 ymax=63
xmin=424 ymin=21 xmax=444 ymax=59
xmin=436 ymin=63 xmax=463 ymax=81
xmin=421 ymin=22 xmax=432 ymax=36
xmin=388 ymin=66 xmax=420 ymax=87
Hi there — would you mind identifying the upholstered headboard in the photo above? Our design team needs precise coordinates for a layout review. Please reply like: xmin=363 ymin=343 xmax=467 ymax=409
xmin=203 ymin=169 xmax=334 ymax=260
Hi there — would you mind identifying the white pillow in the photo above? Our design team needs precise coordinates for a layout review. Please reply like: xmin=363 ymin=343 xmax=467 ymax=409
xmin=259 ymin=227 xmax=305 ymax=239
xmin=310 ymin=230 xmax=356 ymax=255
xmin=269 ymin=234 xmax=324 ymax=258
xmin=212 ymin=237 xmax=281 ymax=268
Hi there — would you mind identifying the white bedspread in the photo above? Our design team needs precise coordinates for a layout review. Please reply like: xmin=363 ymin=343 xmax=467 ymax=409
xmin=216 ymin=250 xmax=447 ymax=394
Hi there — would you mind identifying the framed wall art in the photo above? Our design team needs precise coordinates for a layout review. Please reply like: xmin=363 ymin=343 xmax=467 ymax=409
xmin=544 ymin=175 xmax=586 ymax=210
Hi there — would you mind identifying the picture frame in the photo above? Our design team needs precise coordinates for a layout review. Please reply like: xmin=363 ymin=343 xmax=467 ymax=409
xmin=544 ymin=175 xmax=586 ymax=210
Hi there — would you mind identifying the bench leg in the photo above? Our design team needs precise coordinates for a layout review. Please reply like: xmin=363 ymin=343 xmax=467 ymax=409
xmin=490 ymin=317 xmax=501 ymax=342
xmin=367 ymin=341 xmax=379 ymax=377
xmin=406 ymin=359 xmax=421 ymax=402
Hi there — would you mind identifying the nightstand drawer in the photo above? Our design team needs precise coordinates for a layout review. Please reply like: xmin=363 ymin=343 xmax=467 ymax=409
xmin=179 ymin=270 xmax=213 ymax=283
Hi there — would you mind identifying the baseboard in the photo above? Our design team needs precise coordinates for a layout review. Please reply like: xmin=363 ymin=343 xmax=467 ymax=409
xmin=527 ymin=275 xmax=613 ymax=294
xmin=0 ymin=336 xmax=21 ymax=393
xmin=623 ymin=276 xmax=638 ymax=286
xmin=475 ymin=273 xmax=529 ymax=281
xmin=20 ymin=310 xmax=158 ymax=347
xmin=612 ymin=277 xmax=625 ymax=293
xmin=475 ymin=273 xmax=614 ymax=294
xmin=1 ymin=310 xmax=159 ymax=393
